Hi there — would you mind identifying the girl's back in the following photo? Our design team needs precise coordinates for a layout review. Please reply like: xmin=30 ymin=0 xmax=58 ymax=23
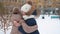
xmin=10 ymin=7 xmax=22 ymax=34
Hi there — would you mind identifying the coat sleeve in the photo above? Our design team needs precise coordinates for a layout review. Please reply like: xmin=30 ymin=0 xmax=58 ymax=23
xmin=21 ymin=20 xmax=38 ymax=33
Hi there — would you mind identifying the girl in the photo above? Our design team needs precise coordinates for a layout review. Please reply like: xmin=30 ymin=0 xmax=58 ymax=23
xmin=10 ymin=7 xmax=23 ymax=34
xmin=18 ymin=1 xmax=40 ymax=34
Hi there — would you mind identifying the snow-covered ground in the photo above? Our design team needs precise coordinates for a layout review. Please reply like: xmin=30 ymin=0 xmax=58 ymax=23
xmin=0 ymin=15 xmax=60 ymax=34
xmin=36 ymin=15 xmax=60 ymax=34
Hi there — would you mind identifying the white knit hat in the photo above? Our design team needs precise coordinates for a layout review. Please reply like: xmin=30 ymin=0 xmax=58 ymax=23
xmin=21 ymin=4 xmax=32 ymax=12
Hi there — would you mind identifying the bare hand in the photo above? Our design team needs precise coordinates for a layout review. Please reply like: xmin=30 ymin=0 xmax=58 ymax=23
xmin=13 ymin=21 xmax=20 ymax=27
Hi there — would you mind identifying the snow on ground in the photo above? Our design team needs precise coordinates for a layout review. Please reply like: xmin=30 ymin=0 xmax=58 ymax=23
xmin=36 ymin=15 xmax=60 ymax=34
xmin=0 ymin=15 xmax=60 ymax=34
xmin=0 ymin=26 xmax=12 ymax=34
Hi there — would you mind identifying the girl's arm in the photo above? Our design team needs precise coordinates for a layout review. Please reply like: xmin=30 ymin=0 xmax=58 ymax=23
xmin=20 ymin=20 xmax=38 ymax=33
xmin=13 ymin=18 xmax=38 ymax=33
